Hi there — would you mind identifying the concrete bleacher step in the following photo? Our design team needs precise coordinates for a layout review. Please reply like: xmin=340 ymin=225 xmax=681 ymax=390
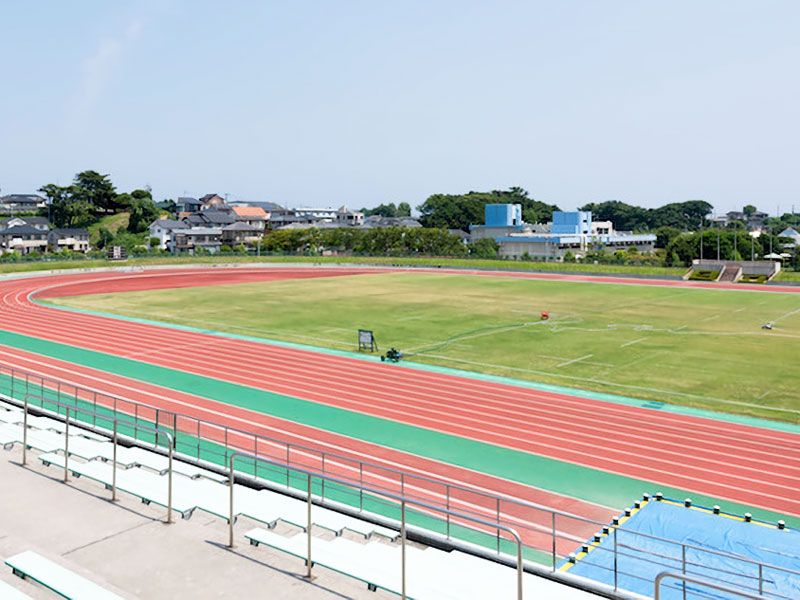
xmin=38 ymin=453 xmax=198 ymax=518
xmin=5 ymin=551 xmax=124 ymax=600
xmin=244 ymin=527 xmax=596 ymax=599
xmin=0 ymin=578 xmax=34 ymax=600
xmin=37 ymin=450 xmax=400 ymax=541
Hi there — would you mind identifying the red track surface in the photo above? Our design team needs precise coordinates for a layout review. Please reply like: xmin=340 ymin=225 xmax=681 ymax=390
xmin=1 ymin=266 xmax=799 ymax=526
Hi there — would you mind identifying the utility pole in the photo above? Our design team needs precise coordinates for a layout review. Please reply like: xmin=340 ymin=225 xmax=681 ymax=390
xmin=716 ymin=222 xmax=720 ymax=261
xmin=700 ymin=221 xmax=704 ymax=261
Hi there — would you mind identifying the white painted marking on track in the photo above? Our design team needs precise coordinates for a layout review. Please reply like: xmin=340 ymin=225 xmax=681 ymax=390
xmin=620 ymin=337 xmax=646 ymax=348
xmin=556 ymin=354 xmax=593 ymax=368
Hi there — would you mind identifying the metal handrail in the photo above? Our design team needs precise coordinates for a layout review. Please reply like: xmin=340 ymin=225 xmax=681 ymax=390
xmin=654 ymin=571 xmax=766 ymax=599
xmin=5 ymin=365 xmax=800 ymax=593
xmin=21 ymin=394 xmax=175 ymax=523
xmin=228 ymin=450 xmax=524 ymax=600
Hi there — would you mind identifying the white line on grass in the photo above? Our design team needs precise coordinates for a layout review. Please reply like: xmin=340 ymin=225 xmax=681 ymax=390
xmin=620 ymin=337 xmax=646 ymax=348
xmin=416 ymin=352 xmax=800 ymax=417
xmin=557 ymin=354 xmax=593 ymax=368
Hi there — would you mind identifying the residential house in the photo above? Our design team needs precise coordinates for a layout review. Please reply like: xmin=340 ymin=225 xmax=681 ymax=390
xmin=229 ymin=200 xmax=282 ymax=212
xmin=149 ymin=219 xmax=188 ymax=250
xmin=177 ymin=197 xmax=202 ymax=213
xmin=294 ymin=207 xmax=338 ymax=222
xmin=0 ymin=216 xmax=50 ymax=231
xmin=47 ymin=228 xmax=90 ymax=253
xmin=183 ymin=210 xmax=235 ymax=228
xmin=778 ymin=227 xmax=800 ymax=248
xmin=171 ymin=227 xmax=222 ymax=253
xmin=335 ymin=205 xmax=364 ymax=226
xmin=0 ymin=194 xmax=47 ymax=214
xmin=0 ymin=225 xmax=49 ymax=254
xmin=199 ymin=194 xmax=226 ymax=211
xmin=231 ymin=206 xmax=269 ymax=231
xmin=221 ymin=222 xmax=262 ymax=246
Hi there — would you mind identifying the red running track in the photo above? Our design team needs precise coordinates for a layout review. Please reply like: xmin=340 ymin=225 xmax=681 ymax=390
xmin=1 ymin=267 xmax=799 ymax=521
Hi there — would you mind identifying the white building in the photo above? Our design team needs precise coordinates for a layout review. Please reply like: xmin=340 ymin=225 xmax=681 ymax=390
xmin=149 ymin=219 xmax=188 ymax=250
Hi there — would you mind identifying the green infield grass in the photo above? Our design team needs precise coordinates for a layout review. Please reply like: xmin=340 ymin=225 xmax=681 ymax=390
xmin=48 ymin=271 xmax=800 ymax=421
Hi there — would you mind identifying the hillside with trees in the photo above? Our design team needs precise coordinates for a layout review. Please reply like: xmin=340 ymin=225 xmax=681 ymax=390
xmin=38 ymin=170 xmax=160 ymax=250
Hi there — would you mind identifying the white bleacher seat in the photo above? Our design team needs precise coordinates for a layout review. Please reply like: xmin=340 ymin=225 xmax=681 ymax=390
xmin=0 ymin=578 xmax=34 ymax=600
xmin=5 ymin=551 xmax=123 ymax=600
xmin=245 ymin=527 xmax=597 ymax=599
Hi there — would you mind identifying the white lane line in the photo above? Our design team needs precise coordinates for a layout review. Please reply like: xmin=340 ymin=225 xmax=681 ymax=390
xmin=621 ymin=337 xmax=646 ymax=348
xmin=701 ymin=314 xmax=720 ymax=322
xmin=556 ymin=354 xmax=593 ymax=368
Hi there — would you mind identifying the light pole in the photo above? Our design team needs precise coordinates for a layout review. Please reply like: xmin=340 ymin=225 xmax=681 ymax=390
xmin=716 ymin=222 xmax=720 ymax=261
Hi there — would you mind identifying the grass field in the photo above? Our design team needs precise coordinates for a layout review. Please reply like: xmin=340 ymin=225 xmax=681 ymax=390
xmin=49 ymin=271 xmax=800 ymax=422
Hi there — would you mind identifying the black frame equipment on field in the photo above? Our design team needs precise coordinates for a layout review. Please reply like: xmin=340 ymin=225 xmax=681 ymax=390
xmin=358 ymin=329 xmax=378 ymax=352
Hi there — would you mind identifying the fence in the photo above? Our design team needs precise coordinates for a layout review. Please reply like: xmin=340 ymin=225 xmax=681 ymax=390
xmin=2 ymin=362 xmax=797 ymax=599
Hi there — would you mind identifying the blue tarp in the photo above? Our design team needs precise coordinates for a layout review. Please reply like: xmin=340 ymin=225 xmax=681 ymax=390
xmin=562 ymin=500 xmax=800 ymax=599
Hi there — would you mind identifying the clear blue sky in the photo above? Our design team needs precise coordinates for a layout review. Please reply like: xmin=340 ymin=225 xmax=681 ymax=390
xmin=1 ymin=1 xmax=798 ymax=214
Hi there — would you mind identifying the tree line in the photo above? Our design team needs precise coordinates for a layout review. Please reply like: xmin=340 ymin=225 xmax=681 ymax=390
xmin=259 ymin=226 xmax=469 ymax=256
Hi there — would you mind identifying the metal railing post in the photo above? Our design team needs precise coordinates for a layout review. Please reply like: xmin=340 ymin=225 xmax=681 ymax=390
xmin=64 ymin=407 xmax=70 ymax=482
xmin=112 ymin=420 xmax=118 ymax=502
xmin=166 ymin=432 xmax=173 ymax=524
xmin=401 ymin=500 xmax=406 ymax=600
xmin=758 ymin=563 xmax=763 ymax=595
xmin=228 ymin=454 xmax=235 ymax=548
xmin=306 ymin=473 xmax=312 ymax=579
xmin=613 ymin=527 xmax=618 ymax=591
xmin=551 ymin=512 xmax=557 ymax=571
xmin=681 ymin=544 xmax=687 ymax=600
xmin=22 ymin=395 xmax=28 ymax=466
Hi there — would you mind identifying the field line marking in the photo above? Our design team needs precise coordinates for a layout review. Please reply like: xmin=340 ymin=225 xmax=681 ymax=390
xmin=557 ymin=354 xmax=593 ymax=368
xmin=701 ymin=314 xmax=720 ymax=322
xmin=620 ymin=337 xmax=646 ymax=348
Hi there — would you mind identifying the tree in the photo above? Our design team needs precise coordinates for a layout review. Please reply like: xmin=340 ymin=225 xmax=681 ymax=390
xmin=396 ymin=202 xmax=412 ymax=217
xmin=654 ymin=226 xmax=681 ymax=249
xmin=743 ymin=205 xmax=757 ymax=217
xmin=38 ymin=183 xmax=92 ymax=228
xmin=73 ymin=171 xmax=117 ymax=214
xmin=362 ymin=203 xmax=399 ymax=217
xmin=127 ymin=196 xmax=160 ymax=234
xmin=469 ymin=238 xmax=499 ymax=258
